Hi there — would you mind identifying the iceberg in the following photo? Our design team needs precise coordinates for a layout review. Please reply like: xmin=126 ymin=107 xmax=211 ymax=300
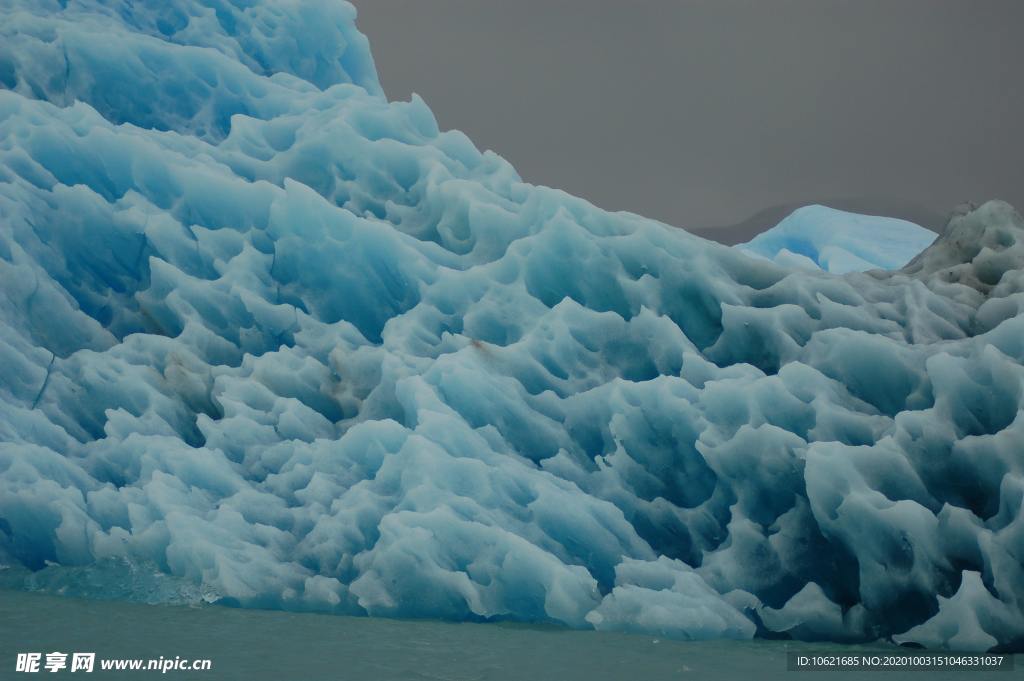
xmin=1 ymin=0 xmax=1023 ymax=651
xmin=736 ymin=205 xmax=938 ymax=274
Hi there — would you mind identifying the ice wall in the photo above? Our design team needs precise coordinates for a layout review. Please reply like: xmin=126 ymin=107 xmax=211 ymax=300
xmin=1 ymin=1 xmax=1023 ymax=651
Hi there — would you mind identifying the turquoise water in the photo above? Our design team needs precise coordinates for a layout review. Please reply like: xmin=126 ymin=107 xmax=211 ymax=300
xmin=1 ymin=590 xmax=1017 ymax=680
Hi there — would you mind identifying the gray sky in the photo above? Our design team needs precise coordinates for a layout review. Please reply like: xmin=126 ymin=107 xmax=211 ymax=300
xmin=352 ymin=0 xmax=1023 ymax=240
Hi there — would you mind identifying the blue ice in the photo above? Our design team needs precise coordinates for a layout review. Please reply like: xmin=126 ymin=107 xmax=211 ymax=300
xmin=1 ymin=0 xmax=1023 ymax=651
xmin=737 ymin=205 xmax=938 ymax=273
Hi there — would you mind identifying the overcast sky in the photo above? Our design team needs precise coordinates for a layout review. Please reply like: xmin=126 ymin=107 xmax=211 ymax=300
xmin=352 ymin=1 xmax=1023 ymax=239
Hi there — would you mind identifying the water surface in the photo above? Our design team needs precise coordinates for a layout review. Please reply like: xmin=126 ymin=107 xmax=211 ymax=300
xmin=1 ymin=590 xmax=1016 ymax=680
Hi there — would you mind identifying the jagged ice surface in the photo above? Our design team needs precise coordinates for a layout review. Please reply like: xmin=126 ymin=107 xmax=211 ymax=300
xmin=1 ymin=0 xmax=1023 ymax=651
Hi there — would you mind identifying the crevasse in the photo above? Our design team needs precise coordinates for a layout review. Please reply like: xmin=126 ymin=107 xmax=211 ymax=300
xmin=1 ymin=0 xmax=1023 ymax=652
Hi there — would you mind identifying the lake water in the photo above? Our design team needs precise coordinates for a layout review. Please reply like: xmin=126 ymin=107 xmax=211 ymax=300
xmin=0 ymin=589 xmax=1017 ymax=680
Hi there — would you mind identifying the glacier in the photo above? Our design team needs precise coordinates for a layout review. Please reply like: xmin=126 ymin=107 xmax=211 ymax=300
xmin=1 ymin=0 xmax=1023 ymax=652
xmin=736 ymin=205 xmax=938 ymax=274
